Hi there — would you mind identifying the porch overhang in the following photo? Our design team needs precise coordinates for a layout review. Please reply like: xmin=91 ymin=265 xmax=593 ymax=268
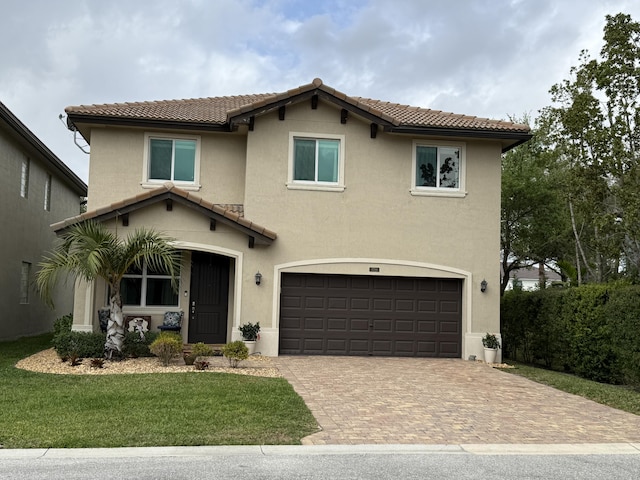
xmin=51 ymin=182 xmax=277 ymax=247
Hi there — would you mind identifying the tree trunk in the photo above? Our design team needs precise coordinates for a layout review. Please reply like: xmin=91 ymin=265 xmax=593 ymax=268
xmin=104 ymin=290 xmax=125 ymax=359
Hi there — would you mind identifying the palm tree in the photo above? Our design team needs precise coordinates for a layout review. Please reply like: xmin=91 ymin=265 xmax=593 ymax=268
xmin=36 ymin=221 xmax=181 ymax=359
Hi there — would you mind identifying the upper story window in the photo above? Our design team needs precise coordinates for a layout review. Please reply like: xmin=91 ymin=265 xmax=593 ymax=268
xmin=20 ymin=158 xmax=29 ymax=198
xmin=142 ymin=133 xmax=201 ymax=190
xmin=411 ymin=141 xmax=466 ymax=197
xmin=44 ymin=174 xmax=52 ymax=211
xmin=287 ymin=133 xmax=345 ymax=192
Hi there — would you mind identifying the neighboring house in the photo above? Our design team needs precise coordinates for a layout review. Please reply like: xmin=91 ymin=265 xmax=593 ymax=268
xmin=505 ymin=264 xmax=563 ymax=291
xmin=60 ymin=78 xmax=530 ymax=360
xmin=0 ymin=102 xmax=87 ymax=341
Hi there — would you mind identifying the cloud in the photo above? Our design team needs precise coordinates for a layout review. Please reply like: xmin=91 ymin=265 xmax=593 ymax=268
xmin=2 ymin=0 xmax=640 ymax=182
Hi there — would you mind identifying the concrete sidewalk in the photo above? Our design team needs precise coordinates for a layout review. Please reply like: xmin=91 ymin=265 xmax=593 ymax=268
xmin=1 ymin=443 xmax=639 ymax=459
xmin=273 ymin=356 xmax=640 ymax=445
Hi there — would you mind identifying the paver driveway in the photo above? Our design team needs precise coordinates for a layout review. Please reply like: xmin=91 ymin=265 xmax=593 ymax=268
xmin=273 ymin=356 xmax=640 ymax=445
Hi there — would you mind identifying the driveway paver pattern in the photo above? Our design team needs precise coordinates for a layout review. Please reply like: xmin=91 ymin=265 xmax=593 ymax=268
xmin=273 ymin=356 xmax=640 ymax=445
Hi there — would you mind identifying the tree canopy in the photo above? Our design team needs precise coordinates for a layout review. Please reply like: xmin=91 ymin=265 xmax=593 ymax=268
xmin=502 ymin=13 xmax=640 ymax=289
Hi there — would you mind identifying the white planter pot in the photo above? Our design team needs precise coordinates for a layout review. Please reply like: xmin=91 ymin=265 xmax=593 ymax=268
xmin=483 ymin=347 xmax=497 ymax=364
xmin=243 ymin=340 xmax=256 ymax=355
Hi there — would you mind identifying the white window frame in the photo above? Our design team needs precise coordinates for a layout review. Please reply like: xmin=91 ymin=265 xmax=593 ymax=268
xmin=287 ymin=132 xmax=345 ymax=192
xmin=142 ymin=133 xmax=201 ymax=191
xmin=44 ymin=174 xmax=52 ymax=211
xmin=20 ymin=158 xmax=29 ymax=198
xmin=121 ymin=263 xmax=180 ymax=308
xmin=411 ymin=140 xmax=467 ymax=198
xmin=20 ymin=262 xmax=30 ymax=304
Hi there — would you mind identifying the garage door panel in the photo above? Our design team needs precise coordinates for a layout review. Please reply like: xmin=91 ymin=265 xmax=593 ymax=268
xmin=303 ymin=338 xmax=324 ymax=352
xmin=373 ymin=298 xmax=393 ymax=311
xmin=327 ymin=318 xmax=347 ymax=331
xmin=305 ymin=296 xmax=325 ymax=309
xmin=439 ymin=342 xmax=461 ymax=356
xmin=350 ymin=318 xmax=370 ymax=332
xmin=372 ymin=277 xmax=393 ymax=290
xmin=328 ymin=297 xmax=348 ymax=309
xmin=303 ymin=317 xmax=325 ymax=330
xmin=351 ymin=277 xmax=371 ymax=289
xmin=279 ymin=273 xmax=462 ymax=357
xmin=440 ymin=300 xmax=460 ymax=313
xmin=395 ymin=319 xmax=415 ymax=333
xmin=349 ymin=339 xmax=370 ymax=354
xmin=440 ymin=320 xmax=461 ymax=333
xmin=395 ymin=299 xmax=415 ymax=312
xmin=373 ymin=319 xmax=392 ymax=332
xmin=350 ymin=298 xmax=371 ymax=310
xmin=281 ymin=295 xmax=303 ymax=308
xmin=418 ymin=320 xmax=436 ymax=333
xmin=417 ymin=341 xmax=437 ymax=355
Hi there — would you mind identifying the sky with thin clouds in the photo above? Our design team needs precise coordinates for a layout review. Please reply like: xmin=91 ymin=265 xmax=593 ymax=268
xmin=1 ymin=0 xmax=639 ymax=183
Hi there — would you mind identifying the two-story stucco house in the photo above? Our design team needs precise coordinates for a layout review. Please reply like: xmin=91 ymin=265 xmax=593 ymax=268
xmin=59 ymin=78 xmax=530 ymax=360
xmin=0 ymin=102 xmax=87 ymax=341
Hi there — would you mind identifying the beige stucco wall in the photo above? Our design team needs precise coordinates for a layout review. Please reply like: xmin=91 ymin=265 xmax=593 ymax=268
xmin=241 ymin=101 xmax=501 ymax=357
xmin=0 ymin=129 xmax=82 ymax=341
xmin=86 ymin=128 xmax=246 ymax=210
xmin=75 ymin=98 xmax=503 ymax=359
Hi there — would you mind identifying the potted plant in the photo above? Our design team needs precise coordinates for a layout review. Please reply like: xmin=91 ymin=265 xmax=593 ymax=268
xmin=482 ymin=332 xmax=501 ymax=364
xmin=238 ymin=322 xmax=260 ymax=355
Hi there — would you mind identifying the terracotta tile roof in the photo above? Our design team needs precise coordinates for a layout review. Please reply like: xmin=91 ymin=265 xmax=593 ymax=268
xmin=65 ymin=78 xmax=530 ymax=134
xmin=51 ymin=182 xmax=275 ymax=244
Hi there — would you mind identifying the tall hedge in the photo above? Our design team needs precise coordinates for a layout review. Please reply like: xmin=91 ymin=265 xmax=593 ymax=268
xmin=501 ymin=283 xmax=640 ymax=385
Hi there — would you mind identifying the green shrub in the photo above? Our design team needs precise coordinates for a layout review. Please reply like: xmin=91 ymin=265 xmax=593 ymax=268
xmin=53 ymin=314 xmax=73 ymax=336
xmin=149 ymin=332 xmax=183 ymax=366
xmin=221 ymin=340 xmax=248 ymax=368
xmin=52 ymin=331 xmax=105 ymax=360
xmin=501 ymin=283 xmax=640 ymax=385
xmin=191 ymin=342 xmax=214 ymax=357
xmin=238 ymin=322 xmax=260 ymax=341
xmin=605 ymin=286 xmax=640 ymax=386
xmin=122 ymin=331 xmax=158 ymax=358
xmin=184 ymin=342 xmax=214 ymax=365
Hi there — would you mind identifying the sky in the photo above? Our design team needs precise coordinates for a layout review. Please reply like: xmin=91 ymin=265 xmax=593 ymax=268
xmin=2 ymin=0 xmax=639 ymax=183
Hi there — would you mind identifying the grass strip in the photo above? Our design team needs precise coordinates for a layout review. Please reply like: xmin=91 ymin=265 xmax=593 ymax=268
xmin=0 ymin=334 xmax=318 ymax=448
xmin=505 ymin=361 xmax=640 ymax=416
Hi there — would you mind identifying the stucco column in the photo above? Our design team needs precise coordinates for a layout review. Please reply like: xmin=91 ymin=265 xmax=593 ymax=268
xmin=71 ymin=278 xmax=95 ymax=333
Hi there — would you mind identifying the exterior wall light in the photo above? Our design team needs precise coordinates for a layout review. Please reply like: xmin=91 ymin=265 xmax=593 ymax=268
xmin=255 ymin=271 xmax=262 ymax=286
xmin=480 ymin=279 xmax=488 ymax=293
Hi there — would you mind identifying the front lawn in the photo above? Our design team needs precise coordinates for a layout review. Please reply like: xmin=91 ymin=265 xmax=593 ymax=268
xmin=506 ymin=362 xmax=640 ymax=416
xmin=0 ymin=334 xmax=318 ymax=448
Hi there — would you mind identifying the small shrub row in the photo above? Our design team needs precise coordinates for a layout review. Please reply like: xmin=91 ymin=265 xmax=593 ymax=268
xmin=53 ymin=331 xmax=105 ymax=360
xmin=51 ymin=314 xmax=159 ymax=360
xmin=501 ymin=283 xmax=640 ymax=385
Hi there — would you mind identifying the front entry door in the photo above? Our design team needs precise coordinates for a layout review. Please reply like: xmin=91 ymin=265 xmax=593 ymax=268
xmin=188 ymin=251 xmax=230 ymax=344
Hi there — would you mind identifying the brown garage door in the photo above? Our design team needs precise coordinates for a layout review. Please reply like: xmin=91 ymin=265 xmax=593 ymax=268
xmin=279 ymin=273 xmax=462 ymax=357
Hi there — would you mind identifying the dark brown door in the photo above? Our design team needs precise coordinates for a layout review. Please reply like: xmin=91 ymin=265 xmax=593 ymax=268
xmin=188 ymin=252 xmax=230 ymax=344
xmin=279 ymin=273 xmax=462 ymax=357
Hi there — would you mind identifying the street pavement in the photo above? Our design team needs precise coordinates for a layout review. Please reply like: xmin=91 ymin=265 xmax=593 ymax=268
xmin=1 ymin=445 xmax=640 ymax=480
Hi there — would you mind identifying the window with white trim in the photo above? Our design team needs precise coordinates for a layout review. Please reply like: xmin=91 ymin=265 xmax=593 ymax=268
xmin=143 ymin=133 xmax=200 ymax=188
xmin=120 ymin=262 xmax=179 ymax=307
xmin=288 ymin=133 xmax=345 ymax=191
xmin=44 ymin=174 xmax=52 ymax=211
xmin=20 ymin=158 xmax=29 ymax=198
xmin=20 ymin=262 xmax=30 ymax=304
xmin=411 ymin=141 xmax=466 ymax=196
